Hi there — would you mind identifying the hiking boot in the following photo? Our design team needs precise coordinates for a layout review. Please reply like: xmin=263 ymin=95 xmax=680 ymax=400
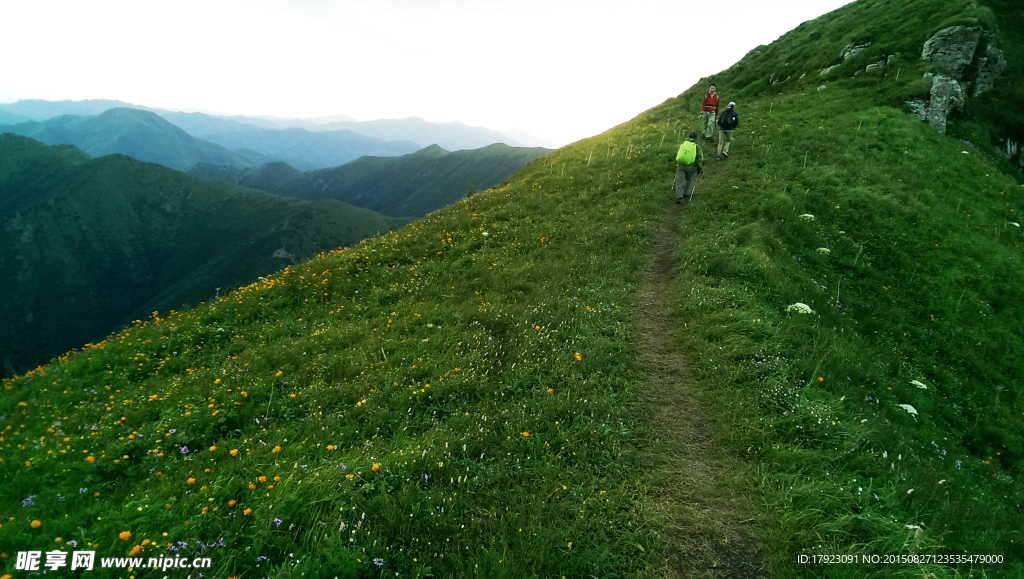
xmin=723 ymin=151 xmax=729 ymax=158
xmin=716 ymin=155 xmax=722 ymax=161
xmin=675 ymin=198 xmax=682 ymax=204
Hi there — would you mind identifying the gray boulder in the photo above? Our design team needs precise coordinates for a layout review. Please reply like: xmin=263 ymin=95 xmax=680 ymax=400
xmin=973 ymin=42 xmax=1008 ymax=96
xmin=905 ymin=100 xmax=929 ymax=122
xmin=922 ymin=26 xmax=981 ymax=77
xmin=926 ymin=75 xmax=966 ymax=134
xmin=865 ymin=60 xmax=887 ymax=75
xmin=842 ymin=42 xmax=871 ymax=60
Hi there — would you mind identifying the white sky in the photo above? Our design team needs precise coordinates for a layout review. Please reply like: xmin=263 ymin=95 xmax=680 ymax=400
xmin=1 ymin=0 xmax=853 ymax=146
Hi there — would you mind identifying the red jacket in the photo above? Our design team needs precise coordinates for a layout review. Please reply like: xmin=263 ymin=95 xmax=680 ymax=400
xmin=701 ymin=93 xmax=720 ymax=113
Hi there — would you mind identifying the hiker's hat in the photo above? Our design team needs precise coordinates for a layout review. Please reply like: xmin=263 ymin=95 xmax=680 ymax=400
xmin=729 ymin=101 xmax=736 ymax=107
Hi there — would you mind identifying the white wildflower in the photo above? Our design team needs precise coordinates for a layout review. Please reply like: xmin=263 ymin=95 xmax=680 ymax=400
xmin=799 ymin=214 xmax=815 ymax=221
xmin=906 ymin=524 xmax=920 ymax=529
xmin=882 ymin=451 xmax=888 ymax=459
xmin=938 ymin=480 xmax=946 ymax=485
xmin=482 ymin=231 xmax=489 ymax=237
xmin=910 ymin=380 xmax=928 ymax=389
xmin=817 ymin=247 xmax=831 ymax=255
xmin=907 ymin=488 xmax=915 ymax=494
xmin=897 ymin=404 xmax=918 ymax=415
xmin=786 ymin=303 xmax=815 ymax=314
xmin=1010 ymin=222 xmax=1020 ymax=228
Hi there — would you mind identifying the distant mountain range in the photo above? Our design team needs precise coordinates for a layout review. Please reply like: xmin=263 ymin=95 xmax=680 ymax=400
xmin=0 ymin=98 xmax=550 ymax=151
xmin=0 ymin=133 xmax=395 ymax=377
xmin=0 ymin=108 xmax=266 ymax=171
xmin=190 ymin=143 xmax=552 ymax=219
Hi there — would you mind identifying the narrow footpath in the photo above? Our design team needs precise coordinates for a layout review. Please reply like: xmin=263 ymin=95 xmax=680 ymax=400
xmin=636 ymin=164 xmax=767 ymax=578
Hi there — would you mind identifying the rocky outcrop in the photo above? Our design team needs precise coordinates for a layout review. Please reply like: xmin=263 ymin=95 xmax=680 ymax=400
xmin=841 ymin=42 xmax=871 ymax=60
xmin=864 ymin=60 xmax=887 ymax=75
xmin=922 ymin=26 xmax=981 ymax=77
xmin=905 ymin=100 xmax=928 ymax=122
xmin=909 ymin=26 xmax=1007 ymax=133
xmin=904 ymin=74 xmax=966 ymax=134
xmin=973 ymin=42 xmax=1008 ymax=97
xmin=926 ymin=75 xmax=966 ymax=134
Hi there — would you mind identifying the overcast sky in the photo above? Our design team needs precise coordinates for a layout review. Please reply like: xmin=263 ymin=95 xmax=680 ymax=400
xmin=2 ymin=0 xmax=853 ymax=146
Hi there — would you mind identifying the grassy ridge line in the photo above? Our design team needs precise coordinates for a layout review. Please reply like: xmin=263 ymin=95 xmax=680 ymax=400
xmin=0 ymin=115 xmax=683 ymax=577
xmin=672 ymin=85 xmax=1024 ymax=575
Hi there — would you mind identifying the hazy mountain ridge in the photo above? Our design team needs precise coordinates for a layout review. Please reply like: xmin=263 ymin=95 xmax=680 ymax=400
xmin=0 ymin=108 xmax=266 ymax=171
xmin=190 ymin=143 xmax=552 ymax=219
xmin=0 ymin=99 xmax=545 ymax=150
xmin=196 ymin=127 xmax=421 ymax=171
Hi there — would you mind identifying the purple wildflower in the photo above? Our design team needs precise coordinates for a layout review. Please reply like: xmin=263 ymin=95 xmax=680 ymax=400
xmin=256 ymin=556 xmax=267 ymax=562
xmin=180 ymin=446 xmax=189 ymax=454
xmin=274 ymin=518 xmax=282 ymax=527
xmin=21 ymin=495 xmax=35 ymax=507
xmin=373 ymin=558 xmax=384 ymax=567
xmin=168 ymin=429 xmax=176 ymax=434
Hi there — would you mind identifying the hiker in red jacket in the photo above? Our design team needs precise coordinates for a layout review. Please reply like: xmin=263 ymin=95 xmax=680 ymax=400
xmin=700 ymin=83 xmax=720 ymax=141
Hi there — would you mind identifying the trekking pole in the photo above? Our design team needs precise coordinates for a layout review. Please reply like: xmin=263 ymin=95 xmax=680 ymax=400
xmin=689 ymin=185 xmax=695 ymax=201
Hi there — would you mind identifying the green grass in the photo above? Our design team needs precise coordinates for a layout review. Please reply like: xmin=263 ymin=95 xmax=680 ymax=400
xmin=2 ymin=0 xmax=1023 ymax=577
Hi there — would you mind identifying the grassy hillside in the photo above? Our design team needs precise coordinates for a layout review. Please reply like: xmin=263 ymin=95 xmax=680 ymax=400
xmin=0 ymin=108 xmax=265 ymax=171
xmin=1 ymin=0 xmax=1022 ymax=577
xmin=0 ymin=134 xmax=396 ymax=378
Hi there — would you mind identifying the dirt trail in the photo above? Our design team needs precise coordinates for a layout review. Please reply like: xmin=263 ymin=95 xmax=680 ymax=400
xmin=636 ymin=165 xmax=767 ymax=578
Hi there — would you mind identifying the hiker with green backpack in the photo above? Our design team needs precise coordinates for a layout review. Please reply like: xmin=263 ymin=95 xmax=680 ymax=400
xmin=674 ymin=132 xmax=704 ymax=204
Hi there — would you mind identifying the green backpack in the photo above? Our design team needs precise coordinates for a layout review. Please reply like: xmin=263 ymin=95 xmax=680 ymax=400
xmin=676 ymin=141 xmax=697 ymax=165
